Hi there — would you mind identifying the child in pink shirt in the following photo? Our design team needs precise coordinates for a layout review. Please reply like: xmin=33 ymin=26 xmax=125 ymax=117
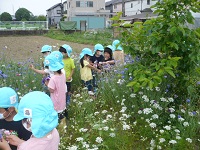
xmin=2 ymin=91 xmax=60 ymax=150
xmin=45 ymin=54 xmax=67 ymax=121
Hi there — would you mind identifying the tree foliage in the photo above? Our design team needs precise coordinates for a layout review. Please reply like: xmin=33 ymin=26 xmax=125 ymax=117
xmin=0 ymin=12 xmax=12 ymax=21
xmin=114 ymin=0 xmax=200 ymax=102
xmin=15 ymin=8 xmax=31 ymax=21
xmin=37 ymin=15 xmax=46 ymax=21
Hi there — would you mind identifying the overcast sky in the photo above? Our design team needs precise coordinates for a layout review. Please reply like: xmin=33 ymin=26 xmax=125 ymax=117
xmin=0 ymin=0 xmax=110 ymax=16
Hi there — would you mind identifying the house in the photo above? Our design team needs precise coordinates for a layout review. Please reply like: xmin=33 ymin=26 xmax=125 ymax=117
xmin=125 ymin=0 xmax=157 ymax=16
xmin=62 ymin=0 xmax=110 ymax=30
xmin=46 ymin=3 xmax=62 ymax=26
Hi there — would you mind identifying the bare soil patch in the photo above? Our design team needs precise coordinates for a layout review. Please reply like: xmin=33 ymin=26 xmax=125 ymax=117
xmin=0 ymin=36 xmax=93 ymax=62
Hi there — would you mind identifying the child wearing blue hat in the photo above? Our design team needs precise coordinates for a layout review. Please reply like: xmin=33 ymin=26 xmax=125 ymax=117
xmin=41 ymin=45 xmax=52 ymax=58
xmin=90 ymin=44 xmax=105 ymax=89
xmin=80 ymin=48 xmax=101 ymax=96
xmin=0 ymin=87 xmax=31 ymax=150
xmin=45 ymin=54 xmax=67 ymax=121
xmin=112 ymin=40 xmax=124 ymax=65
xmin=59 ymin=44 xmax=75 ymax=106
xmin=1 ymin=91 xmax=60 ymax=150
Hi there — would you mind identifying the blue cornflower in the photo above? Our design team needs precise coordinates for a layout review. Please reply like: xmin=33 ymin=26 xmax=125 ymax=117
xmin=186 ymin=99 xmax=190 ymax=103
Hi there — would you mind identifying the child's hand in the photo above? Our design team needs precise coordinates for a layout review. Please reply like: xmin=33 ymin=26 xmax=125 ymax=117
xmin=29 ymin=64 xmax=35 ymax=70
xmin=0 ymin=138 xmax=11 ymax=150
xmin=6 ymin=135 xmax=24 ymax=147
xmin=97 ymin=69 xmax=101 ymax=73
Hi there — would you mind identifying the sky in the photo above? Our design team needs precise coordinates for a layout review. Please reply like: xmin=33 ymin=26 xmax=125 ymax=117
xmin=0 ymin=0 xmax=110 ymax=16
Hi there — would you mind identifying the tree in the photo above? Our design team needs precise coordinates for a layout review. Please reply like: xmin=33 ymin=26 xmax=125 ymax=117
xmin=15 ymin=8 xmax=31 ymax=21
xmin=0 ymin=12 xmax=12 ymax=21
xmin=114 ymin=0 xmax=200 ymax=101
xmin=37 ymin=15 xmax=46 ymax=21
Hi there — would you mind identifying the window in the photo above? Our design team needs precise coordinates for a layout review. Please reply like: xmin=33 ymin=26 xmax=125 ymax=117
xmin=76 ymin=1 xmax=80 ymax=7
xmin=147 ymin=0 xmax=150 ymax=5
xmin=69 ymin=2 xmax=70 ymax=8
xmin=114 ymin=4 xmax=117 ymax=9
xmin=87 ymin=1 xmax=93 ymax=7
xmin=57 ymin=10 xmax=61 ymax=14
xmin=131 ymin=3 xmax=133 ymax=8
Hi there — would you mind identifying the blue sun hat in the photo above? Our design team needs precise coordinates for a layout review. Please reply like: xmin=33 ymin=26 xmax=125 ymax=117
xmin=0 ymin=87 xmax=18 ymax=109
xmin=41 ymin=45 xmax=52 ymax=53
xmin=112 ymin=40 xmax=123 ymax=51
xmin=50 ymin=51 xmax=64 ymax=67
xmin=62 ymin=44 xmax=72 ymax=57
xmin=94 ymin=44 xmax=104 ymax=54
xmin=106 ymin=45 xmax=114 ymax=52
xmin=80 ymin=48 xmax=93 ymax=59
xmin=44 ymin=54 xmax=63 ymax=71
xmin=13 ymin=91 xmax=58 ymax=138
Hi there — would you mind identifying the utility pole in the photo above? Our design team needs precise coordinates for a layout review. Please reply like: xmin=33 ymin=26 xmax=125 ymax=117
xmin=60 ymin=0 xmax=63 ymax=18
xmin=122 ymin=0 xmax=125 ymax=17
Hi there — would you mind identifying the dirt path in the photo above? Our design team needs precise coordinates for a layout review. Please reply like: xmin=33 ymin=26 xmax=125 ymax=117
xmin=0 ymin=36 xmax=93 ymax=62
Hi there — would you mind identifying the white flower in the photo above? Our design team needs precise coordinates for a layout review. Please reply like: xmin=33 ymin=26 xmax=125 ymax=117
xmin=142 ymin=95 xmax=148 ymax=99
xmin=170 ymin=114 xmax=176 ymax=119
xmin=159 ymin=138 xmax=165 ymax=143
xmin=109 ymin=133 xmax=116 ymax=137
xmin=181 ymin=109 xmax=186 ymax=113
xmin=102 ymin=110 xmax=108 ymax=114
xmin=106 ymin=115 xmax=112 ymax=120
xmin=174 ymin=129 xmax=180 ymax=133
xmin=144 ymin=98 xmax=149 ymax=102
xmin=160 ymin=130 xmax=164 ymax=134
xmin=102 ymin=120 xmax=107 ymax=123
xmin=146 ymin=119 xmax=150 ymax=123
xmin=130 ymin=93 xmax=136 ymax=98
xmin=160 ymin=97 xmax=167 ymax=102
xmin=186 ymin=138 xmax=192 ymax=143
xmin=178 ymin=117 xmax=185 ymax=122
xmin=82 ymin=142 xmax=89 ymax=148
xmin=75 ymin=94 xmax=81 ymax=97
xmin=168 ymin=97 xmax=174 ymax=102
xmin=169 ymin=108 xmax=175 ymax=113
xmin=76 ymin=137 xmax=83 ymax=142
xmin=122 ymin=124 xmax=130 ymax=130
xmin=169 ymin=140 xmax=177 ymax=144
xmin=67 ymin=145 xmax=78 ymax=150
xmin=143 ymin=108 xmax=153 ymax=114
xmin=79 ymin=128 xmax=88 ymax=132
xmin=138 ymin=91 xmax=143 ymax=95
xmin=95 ymin=137 xmax=103 ymax=143
xmin=155 ymin=87 xmax=160 ymax=91
xmin=103 ymin=126 xmax=109 ymax=131
xmin=138 ymin=110 xmax=142 ymax=114
xmin=150 ymin=139 xmax=155 ymax=147
xmin=152 ymin=114 xmax=159 ymax=119
xmin=188 ymin=112 xmax=194 ymax=116
xmin=94 ymin=112 xmax=99 ymax=115
xmin=163 ymin=125 xmax=171 ymax=130
xmin=176 ymin=136 xmax=181 ymax=140
xmin=183 ymin=122 xmax=189 ymax=127
xmin=149 ymin=122 xmax=157 ymax=128
xmin=120 ymin=107 xmax=127 ymax=113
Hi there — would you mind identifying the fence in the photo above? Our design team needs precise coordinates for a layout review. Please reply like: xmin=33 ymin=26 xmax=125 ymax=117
xmin=0 ymin=21 xmax=48 ymax=30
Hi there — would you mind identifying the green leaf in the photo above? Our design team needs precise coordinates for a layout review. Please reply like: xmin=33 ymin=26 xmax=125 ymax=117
xmin=165 ymin=69 xmax=176 ymax=78
xmin=127 ymin=81 xmax=137 ymax=87
xmin=170 ymin=26 xmax=177 ymax=34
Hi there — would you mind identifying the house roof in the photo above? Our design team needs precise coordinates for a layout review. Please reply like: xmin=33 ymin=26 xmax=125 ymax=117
xmin=106 ymin=0 xmax=135 ymax=6
xmin=46 ymin=3 xmax=62 ymax=11
xmin=121 ymin=12 xmax=158 ymax=20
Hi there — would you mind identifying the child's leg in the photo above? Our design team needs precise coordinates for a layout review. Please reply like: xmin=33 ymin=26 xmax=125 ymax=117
xmin=66 ymin=82 xmax=71 ymax=105
xmin=85 ymin=80 xmax=92 ymax=91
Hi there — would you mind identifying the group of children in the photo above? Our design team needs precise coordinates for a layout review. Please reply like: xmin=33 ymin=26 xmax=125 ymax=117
xmin=0 ymin=39 xmax=124 ymax=150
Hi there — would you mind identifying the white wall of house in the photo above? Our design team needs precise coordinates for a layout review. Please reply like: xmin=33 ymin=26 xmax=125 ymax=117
xmin=47 ymin=5 xmax=62 ymax=25
xmin=63 ymin=0 xmax=107 ymax=18
xmin=125 ymin=0 xmax=157 ymax=16
xmin=113 ymin=3 xmax=122 ymax=13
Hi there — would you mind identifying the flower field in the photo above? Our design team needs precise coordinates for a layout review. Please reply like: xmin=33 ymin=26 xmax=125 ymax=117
xmin=0 ymin=39 xmax=199 ymax=150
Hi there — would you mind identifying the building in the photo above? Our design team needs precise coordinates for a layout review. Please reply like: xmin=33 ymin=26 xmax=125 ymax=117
xmin=62 ymin=0 xmax=110 ymax=30
xmin=46 ymin=3 xmax=62 ymax=25
xmin=125 ymin=0 xmax=157 ymax=16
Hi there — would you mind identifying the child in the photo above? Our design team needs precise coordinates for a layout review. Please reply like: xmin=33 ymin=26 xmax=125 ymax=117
xmin=0 ymin=87 xmax=32 ymax=150
xmin=41 ymin=45 xmax=52 ymax=58
xmin=112 ymin=40 xmax=125 ymax=65
xmin=45 ymin=54 xmax=67 ymax=121
xmin=4 ymin=91 xmax=60 ymax=150
xmin=90 ymin=44 xmax=104 ymax=89
xmin=80 ymin=48 xmax=101 ymax=96
xmin=59 ymin=44 xmax=75 ymax=105
xmin=99 ymin=45 xmax=115 ymax=72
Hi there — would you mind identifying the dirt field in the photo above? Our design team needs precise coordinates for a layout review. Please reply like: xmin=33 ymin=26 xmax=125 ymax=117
xmin=0 ymin=36 xmax=93 ymax=62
